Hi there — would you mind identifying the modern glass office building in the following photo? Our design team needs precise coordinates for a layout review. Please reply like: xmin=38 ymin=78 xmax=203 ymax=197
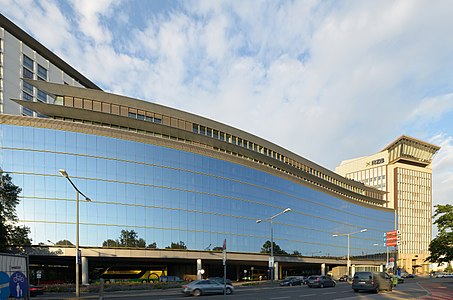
xmin=2 ymin=79 xmax=396 ymax=280
xmin=2 ymin=110 xmax=395 ymax=255
xmin=1 ymin=13 xmax=397 ymax=282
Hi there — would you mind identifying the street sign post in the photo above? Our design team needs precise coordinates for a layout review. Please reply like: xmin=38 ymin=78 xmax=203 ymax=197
xmin=9 ymin=271 xmax=28 ymax=299
xmin=268 ymin=256 xmax=274 ymax=268
xmin=385 ymin=230 xmax=400 ymax=247
xmin=0 ymin=272 xmax=10 ymax=300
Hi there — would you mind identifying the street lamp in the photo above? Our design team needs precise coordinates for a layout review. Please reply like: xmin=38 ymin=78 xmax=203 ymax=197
xmin=332 ymin=228 xmax=367 ymax=277
xmin=59 ymin=169 xmax=91 ymax=298
xmin=256 ymin=208 xmax=291 ymax=283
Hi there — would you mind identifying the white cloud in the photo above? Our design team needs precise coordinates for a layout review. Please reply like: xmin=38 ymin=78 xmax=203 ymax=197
xmin=0 ymin=0 xmax=72 ymax=51
xmin=407 ymin=94 xmax=453 ymax=124
xmin=431 ymin=134 xmax=453 ymax=207
xmin=68 ymin=0 xmax=121 ymax=44
xmin=2 ymin=0 xmax=453 ymax=173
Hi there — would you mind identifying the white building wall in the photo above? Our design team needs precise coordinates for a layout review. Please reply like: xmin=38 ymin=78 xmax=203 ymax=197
xmin=2 ymin=30 xmax=22 ymax=115
xmin=336 ymin=151 xmax=391 ymax=208
xmin=0 ymin=25 xmax=88 ymax=116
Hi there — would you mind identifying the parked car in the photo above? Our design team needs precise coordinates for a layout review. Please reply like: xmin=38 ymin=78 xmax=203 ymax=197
xmin=435 ymin=273 xmax=453 ymax=278
xmin=182 ymin=279 xmax=234 ymax=296
xmin=29 ymin=285 xmax=44 ymax=297
xmin=306 ymin=275 xmax=336 ymax=288
xmin=159 ymin=275 xmax=184 ymax=283
xmin=208 ymin=277 xmax=233 ymax=285
xmin=302 ymin=276 xmax=311 ymax=285
xmin=280 ymin=277 xmax=302 ymax=286
xmin=352 ymin=272 xmax=392 ymax=293
xmin=338 ymin=275 xmax=350 ymax=282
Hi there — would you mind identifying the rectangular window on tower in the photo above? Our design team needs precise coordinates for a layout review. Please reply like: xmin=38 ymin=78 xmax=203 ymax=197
xmin=23 ymin=54 xmax=34 ymax=70
xmin=23 ymin=67 xmax=33 ymax=79
xmin=37 ymin=90 xmax=47 ymax=103
xmin=22 ymin=81 xmax=34 ymax=94
xmin=37 ymin=64 xmax=47 ymax=80
xmin=22 ymin=91 xmax=33 ymax=101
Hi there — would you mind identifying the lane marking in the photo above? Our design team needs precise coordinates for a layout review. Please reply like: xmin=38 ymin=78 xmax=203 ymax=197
xmin=299 ymin=294 xmax=316 ymax=297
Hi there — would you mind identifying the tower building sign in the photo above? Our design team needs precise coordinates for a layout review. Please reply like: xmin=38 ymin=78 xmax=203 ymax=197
xmin=366 ymin=158 xmax=385 ymax=167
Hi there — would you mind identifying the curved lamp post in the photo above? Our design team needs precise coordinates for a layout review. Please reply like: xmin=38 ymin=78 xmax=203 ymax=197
xmin=59 ymin=169 xmax=91 ymax=298
xmin=333 ymin=228 xmax=367 ymax=277
xmin=256 ymin=208 xmax=291 ymax=283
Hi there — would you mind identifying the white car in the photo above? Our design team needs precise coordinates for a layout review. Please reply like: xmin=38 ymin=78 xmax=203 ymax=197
xmin=436 ymin=273 xmax=453 ymax=278
xmin=182 ymin=279 xmax=234 ymax=296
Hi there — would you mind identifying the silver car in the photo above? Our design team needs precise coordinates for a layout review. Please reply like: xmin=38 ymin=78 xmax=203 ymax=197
xmin=182 ymin=279 xmax=234 ymax=297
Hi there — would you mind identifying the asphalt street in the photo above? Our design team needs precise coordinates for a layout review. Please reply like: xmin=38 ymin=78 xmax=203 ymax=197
xmin=34 ymin=277 xmax=453 ymax=300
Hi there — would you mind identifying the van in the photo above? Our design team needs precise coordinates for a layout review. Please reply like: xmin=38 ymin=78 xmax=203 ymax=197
xmin=352 ymin=272 xmax=392 ymax=293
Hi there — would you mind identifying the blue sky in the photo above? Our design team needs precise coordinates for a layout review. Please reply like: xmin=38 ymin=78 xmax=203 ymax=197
xmin=2 ymin=0 xmax=453 ymax=208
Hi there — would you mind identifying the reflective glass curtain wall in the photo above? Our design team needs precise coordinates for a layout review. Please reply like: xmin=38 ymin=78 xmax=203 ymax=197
xmin=1 ymin=124 xmax=395 ymax=257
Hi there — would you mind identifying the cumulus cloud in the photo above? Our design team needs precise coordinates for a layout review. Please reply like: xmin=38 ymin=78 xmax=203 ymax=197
xmin=2 ymin=0 xmax=453 ymax=177
xmin=68 ymin=0 xmax=121 ymax=44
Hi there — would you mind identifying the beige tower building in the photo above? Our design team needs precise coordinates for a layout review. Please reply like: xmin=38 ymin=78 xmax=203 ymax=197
xmin=336 ymin=136 xmax=440 ymax=274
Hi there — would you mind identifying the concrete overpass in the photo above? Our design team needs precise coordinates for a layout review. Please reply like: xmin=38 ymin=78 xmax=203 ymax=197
xmin=25 ymin=246 xmax=385 ymax=283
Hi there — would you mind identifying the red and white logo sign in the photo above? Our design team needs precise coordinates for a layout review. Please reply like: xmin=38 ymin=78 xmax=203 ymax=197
xmin=385 ymin=230 xmax=400 ymax=247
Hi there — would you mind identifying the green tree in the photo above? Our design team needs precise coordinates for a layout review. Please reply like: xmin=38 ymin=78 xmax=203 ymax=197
xmin=55 ymin=239 xmax=74 ymax=246
xmin=166 ymin=241 xmax=187 ymax=249
xmin=0 ymin=168 xmax=31 ymax=251
xmin=426 ymin=204 xmax=453 ymax=264
xmin=147 ymin=242 xmax=157 ymax=249
xmin=445 ymin=264 xmax=453 ymax=273
xmin=119 ymin=230 xmax=146 ymax=248
xmin=102 ymin=239 xmax=119 ymax=248
xmin=260 ymin=240 xmax=287 ymax=255
xmin=291 ymin=250 xmax=301 ymax=256
xmin=212 ymin=246 xmax=224 ymax=251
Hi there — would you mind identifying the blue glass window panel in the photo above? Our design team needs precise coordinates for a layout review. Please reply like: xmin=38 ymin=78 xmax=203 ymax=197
xmin=65 ymin=131 xmax=78 ymax=153
xmin=55 ymin=131 xmax=66 ymax=152
xmin=95 ymin=180 xmax=107 ymax=203
xmin=23 ymin=54 xmax=33 ymax=70
xmin=37 ymin=64 xmax=47 ymax=80
xmin=86 ymin=134 xmax=97 ymax=156
xmin=37 ymin=90 xmax=47 ymax=103
xmin=22 ymin=67 xmax=33 ymax=79
xmin=1 ymin=149 xmax=13 ymax=172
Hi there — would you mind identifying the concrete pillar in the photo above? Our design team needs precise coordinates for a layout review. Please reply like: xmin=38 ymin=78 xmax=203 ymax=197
xmin=380 ymin=265 xmax=384 ymax=272
xmin=197 ymin=259 xmax=202 ymax=280
xmin=321 ymin=263 xmax=326 ymax=276
xmin=274 ymin=262 xmax=279 ymax=280
xmin=81 ymin=256 xmax=89 ymax=285
xmin=351 ymin=265 xmax=356 ymax=276
xmin=236 ymin=265 xmax=240 ymax=281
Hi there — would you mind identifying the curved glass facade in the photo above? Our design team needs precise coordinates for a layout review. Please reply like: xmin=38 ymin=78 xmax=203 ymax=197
xmin=1 ymin=124 xmax=394 ymax=257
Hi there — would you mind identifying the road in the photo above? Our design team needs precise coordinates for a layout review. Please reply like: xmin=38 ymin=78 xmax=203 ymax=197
xmin=35 ymin=277 xmax=453 ymax=300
